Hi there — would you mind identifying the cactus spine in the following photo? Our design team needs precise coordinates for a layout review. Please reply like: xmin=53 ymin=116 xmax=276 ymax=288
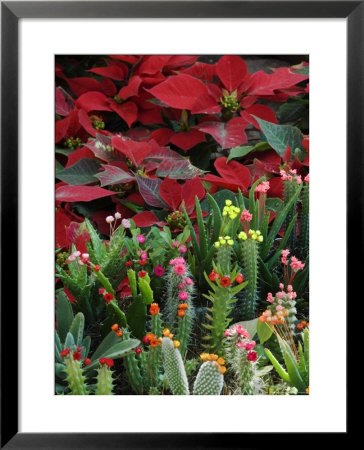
xmin=162 ymin=337 xmax=189 ymax=395
xmin=193 ymin=361 xmax=224 ymax=395
xmin=176 ymin=303 xmax=195 ymax=358
xmin=63 ymin=356 xmax=88 ymax=395
xmin=240 ymin=238 xmax=259 ymax=320
xmin=95 ymin=365 xmax=114 ymax=395
xmin=122 ymin=330 xmax=144 ymax=394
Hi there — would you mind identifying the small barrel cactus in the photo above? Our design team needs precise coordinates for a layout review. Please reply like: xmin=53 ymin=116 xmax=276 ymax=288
xmin=162 ymin=337 xmax=189 ymax=395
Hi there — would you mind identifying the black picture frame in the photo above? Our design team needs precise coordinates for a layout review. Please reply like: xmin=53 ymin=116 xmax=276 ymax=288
xmin=1 ymin=1 xmax=357 ymax=447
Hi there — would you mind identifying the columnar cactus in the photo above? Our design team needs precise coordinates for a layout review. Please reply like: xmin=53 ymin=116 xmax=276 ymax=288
xmin=164 ymin=257 xmax=195 ymax=331
xmin=122 ymin=329 xmax=144 ymax=394
xmin=62 ymin=351 xmax=88 ymax=395
xmin=224 ymin=325 xmax=263 ymax=395
xmin=161 ymin=336 xmax=189 ymax=395
xmin=203 ymin=266 xmax=247 ymax=352
xmin=299 ymin=176 xmax=309 ymax=254
xmin=238 ymin=229 xmax=263 ymax=320
xmin=95 ymin=359 xmax=114 ymax=395
xmin=281 ymin=170 xmax=302 ymax=250
xmin=193 ymin=354 xmax=225 ymax=395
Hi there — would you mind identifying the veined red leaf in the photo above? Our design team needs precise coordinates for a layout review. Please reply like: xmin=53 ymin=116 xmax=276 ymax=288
xmin=56 ymin=185 xmax=115 ymax=202
xmin=191 ymin=93 xmax=221 ymax=115
xmin=156 ymin=158 xmax=204 ymax=180
xmin=197 ymin=117 xmax=248 ymax=149
xmin=110 ymin=101 xmax=138 ymax=128
xmin=87 ymin=65 xmax=126 ymax=81
xmin=135 ymin=175 xmax=168 ymax=208
xmin=118 ymin=76 xmax=142 ymax=100
xmin=65 ymin=76 xmax=116 ymax=97
xmin=149 ymin=128 xmax=174 ymax=146
xmin=76 ymin=92 xmax=112 ymax=113
xmin=169 ymin=129 xmax=206 ymax=151
xmin=147 ymin=74 xmax=210 ymax=110
xmin=109 ymin=55 xmax=139 ymax=64
xmin=56 ymin=158 xmax=100 ymax=186
xmin=164 ymin=55 xmax=199 ymax=71
xmin=85 ymin=134 xmax=124 ymax=163
xmin=203 ymin=157 xmax=251 ymax=192
xmin=55 ymin=87 xmax=74 ymax=116
xmin=181 ymin=176 xmax=205 ymax=213
xmin=241 ymin=104 xmax=278 ymax=128
xmin=216 ymin=55 xmax=248 ymax=92
xmin=181 ymin=62 xmax=216 ymax=81
xmin=112 ymin=136 xmax=152 ymax=165
xmin=246 ymin=67 xmax=309 ymax=96
xmin=131 ymin=211 xmax=166 ymax=228
xmin=136 ymin=55 xmax=172 ymax=75
xmin=159 ymin=177 xmax=182 ymax=209
xmin=95 ymin=164 xmax=135 ymax=187
xmin=66 ymin=147 xmax=95 ymax=168
xmin=55 ymin=211 xmax=72 ymax=248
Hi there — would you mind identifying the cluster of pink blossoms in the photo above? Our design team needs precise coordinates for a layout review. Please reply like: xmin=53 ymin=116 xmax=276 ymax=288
xmin=260 ymin=283 xmax=297 ymax=325
xmin=255 ymin=181 xmax=270 ymax=194
xmin=169 ymin=257 xmax=194 ymax=305
xmin=67 ymin=250 xmax=90 ymax=265
xmin=280 ymin=168 xmax=303 ymax=184
xmin=281 ymin=249 xmax=305 ymax=270
xmin=171 ymin=240 xmax=187 ymax=254
xmin=224 ymin=325 xmax=257 ymax=362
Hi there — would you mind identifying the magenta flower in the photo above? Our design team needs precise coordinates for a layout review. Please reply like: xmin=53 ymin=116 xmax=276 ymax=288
xmin=174 ymin=264 xmax=186 ymax=275
xmin=240 ymin=209 xmax=252 ymax=222
xmin=179 ymin=244 xmax=187 ymax=253
xmin=137 ymin=234 xmax=146 ymax=244
xmin=178 ymin=291 xmax=189 ymax=301
xmin=154 ymin=266 xmax=165 ymax=277
xmin=184 ymin=277 xmax=194 ymax=286
xmin=247 ymin=351 xmax=257 ymax=362
xmin=266 ymin=292 xmax=274 ymax=303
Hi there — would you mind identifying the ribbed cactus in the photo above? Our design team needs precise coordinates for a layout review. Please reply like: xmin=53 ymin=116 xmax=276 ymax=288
xmin=122 ymin=330 xmax=144 ymax=394
xmin=63 ymin=356 xmax=88 ymax=395
xmin=215 ymin=243 xmax=233 ymax=274
xmin=95 ymin=364 xmax=114 ymax=395
xmin=176 ymin=303 xmax=195 ymax=357
xmin=298 ymin=181 xmax=309 ymax=254
xmin=241 ymin=239 xmax=258 ymax=320
xmin=202 ymin=266 xmax=247 ymax=353
xmin=161 ymin=337 xmax=189 ymax=395
xmin=193 ymin=361 xmax=224 ymax=395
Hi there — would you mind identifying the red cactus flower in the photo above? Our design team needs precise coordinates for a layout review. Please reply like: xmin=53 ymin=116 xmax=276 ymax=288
xmin=220 ymin=276 xmax=231 ymax=288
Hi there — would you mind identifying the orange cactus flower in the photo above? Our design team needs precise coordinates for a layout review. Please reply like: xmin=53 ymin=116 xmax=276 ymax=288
xmin=178 ymin=303 xmax=189 ymax=310
xmin=297 ymin=323 xmax=304 ymax=331
xmin=150 ymin=338 xmax=159 ymax=348
xmin=168 ymin=333 xmax=174 ymax=339
xmin=146 ymin=332 xmax=156 ymax=341
xmin=173 ymin=340 xmax=181 ymax=348
xmin=219 ymin=366 xmax=227 ymax=374
xmin=259 ymin=315 xmax=266 ymax=322
xmin=200 ymin=353 xmax=209 ymax=362
xmin=111 ymin=323 xmax=119 ymax=331
xmin=217 ymin=357 xmax=225 ymax=366
xmin=149 ymin=303 xmax=160 ymax=315
xmin=116 ymin=329 xmax=123 ymax=337
xmin=209 ymin=354 xmax=218 ymax=361
xmin=162 ymin=328 xmax=170 ymax=337
xmin=178 ymin=310 xmax=185 ymax=318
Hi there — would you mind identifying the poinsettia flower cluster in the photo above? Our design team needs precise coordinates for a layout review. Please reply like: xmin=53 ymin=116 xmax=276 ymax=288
xmin=55 ymin=55 xmax=309 ymax=242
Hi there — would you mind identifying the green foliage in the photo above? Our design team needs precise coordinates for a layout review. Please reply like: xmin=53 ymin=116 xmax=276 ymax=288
xmin=265 ymin=328 xmax=309 ymax=393
xmin=257 ymin=320 xmax=274 ymax=344
xmin=56 ymin=291 xmax=74 ymax=343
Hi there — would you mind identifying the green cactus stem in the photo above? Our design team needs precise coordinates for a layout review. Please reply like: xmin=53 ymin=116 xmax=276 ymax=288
xmin=95 ymin=365 xmax=114 ymax=395
xmin=240 ymin=238 xmax=259 ymax=320
xmin=193 ymin=361 xmax=224 ymax=395
xmin=176 ymin=303 xmax=195 ymax=358
xmin=215 ymin=243 xmax=233 ymax=274
xmin=122 ymin=330 xmax=144 ymax=394
xmin=298 ymin=182 xmax=309 ymax=254
xmin=63 ymin=356 xmax=88 ymax=395
xmin=162 ymin=337 xmax=189 ymax=395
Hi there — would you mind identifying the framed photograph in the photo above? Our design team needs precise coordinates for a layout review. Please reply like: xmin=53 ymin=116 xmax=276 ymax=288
xmin=1 ymin=1 xmax=356 ymax=447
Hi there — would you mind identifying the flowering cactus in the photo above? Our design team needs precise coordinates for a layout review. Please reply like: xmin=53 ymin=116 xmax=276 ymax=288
xmin=161 ymin=336 xmax=189 ymax=395
xmin=62 ymin=349 xmax=88 ymax=395
xmin=224 ymin=325 xmax=264 ymax=395
xmin=299 ymin=175 xmax=309 ymax=253
xmin=164 ymin=257 xmax=195 ymax=332
xmin=193 ymin=354 xmax=225 ymax=395
xmin=203 ymin=266 xmax=247 ymax=352
xmin=95 ymin=359 xmax=115 ymax=395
